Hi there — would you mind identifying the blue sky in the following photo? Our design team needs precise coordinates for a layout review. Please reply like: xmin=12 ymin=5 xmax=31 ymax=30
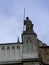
xmin=0 ymin=0 xmax=49 ymax=45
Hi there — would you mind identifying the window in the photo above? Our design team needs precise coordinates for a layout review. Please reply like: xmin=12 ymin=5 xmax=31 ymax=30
xmin=7 ymin=46 xmax=10 ymax=50
xmin=12 ymin=45 xmax=15 ymax=49
xmin=1 ymin=46 xmax=5 ymax=57
xmin=17 ymin=45 xmax=20 ymax=49
xmin=1 ymin=46 xmax=5 ymax=50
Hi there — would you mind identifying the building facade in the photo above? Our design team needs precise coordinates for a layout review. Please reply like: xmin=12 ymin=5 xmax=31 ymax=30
xmin=0 ymin=17 xmax=49 ymax=65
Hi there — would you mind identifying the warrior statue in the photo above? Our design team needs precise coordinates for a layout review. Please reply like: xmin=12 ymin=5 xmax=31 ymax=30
xmin=24 ymin=17 xmax=33 ymax=32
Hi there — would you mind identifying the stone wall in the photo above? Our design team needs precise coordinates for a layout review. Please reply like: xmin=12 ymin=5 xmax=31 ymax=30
xmin=40 ymin=47 xmax=49 ymax=64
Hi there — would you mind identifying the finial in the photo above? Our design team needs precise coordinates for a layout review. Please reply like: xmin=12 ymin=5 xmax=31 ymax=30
xmin=17 ymin=37 xmax=19 ymax=43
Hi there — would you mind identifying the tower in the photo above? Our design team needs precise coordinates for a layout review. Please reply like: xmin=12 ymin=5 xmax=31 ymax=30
xmin=22 ymin=17 xmax=39 ymax=65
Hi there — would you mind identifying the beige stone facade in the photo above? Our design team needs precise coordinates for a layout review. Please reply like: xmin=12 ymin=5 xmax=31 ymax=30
xmin=37 ymin=39 xmax=49 ymax=64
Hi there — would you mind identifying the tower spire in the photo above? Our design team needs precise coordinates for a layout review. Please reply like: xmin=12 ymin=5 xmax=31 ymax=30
xmin=17 ymin=37 xmax=19 ymax=43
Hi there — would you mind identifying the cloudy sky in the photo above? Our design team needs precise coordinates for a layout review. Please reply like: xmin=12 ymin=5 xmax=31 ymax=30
xmin=0 ymin=0 xmax=49 ymax=45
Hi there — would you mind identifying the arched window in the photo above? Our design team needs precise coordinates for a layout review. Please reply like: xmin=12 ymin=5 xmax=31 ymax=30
xmin=1 ymin=46 xmax=5 ymax=50
xmin=17 ymin=45 xmax=20 ymax=49
xmin=7 ymin=46 xmax=10 ymax=50
xmin=11 ymin=45 xmax=15 ymax=57
xmin=1 ymin=46 xmax=5 ymax=58
xmin=12 ymin=45 xmax=15 ymax=49
xmin=6 ymin=46 xmax=10 ymax=57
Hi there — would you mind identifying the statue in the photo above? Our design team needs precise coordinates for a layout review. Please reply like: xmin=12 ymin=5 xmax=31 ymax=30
xmin=24 ymin=17 xmax=33 ymax=32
